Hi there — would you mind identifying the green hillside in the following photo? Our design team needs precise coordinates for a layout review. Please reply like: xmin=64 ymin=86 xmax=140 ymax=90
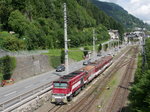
xmin=89 ymin=0 xmax=150 ymax=30
xmin=0 ymin=0 xmax=124 ymax=51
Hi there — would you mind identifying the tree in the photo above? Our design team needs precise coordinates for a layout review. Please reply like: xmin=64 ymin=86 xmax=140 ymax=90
xmin=104 ymin=44 xmax=108 ymax=51
xmin=0 ymin=0 xmax=13 ymax=30
xmin=96 ymin=24 xmax=110 ymax=41
xmin=2 ymin=55 xmax=16 ymax=80
xmin=129 ymin=71 xmax=150 ymax=112
xmin=129 ymin=38 xmax=150 ymax=112
xmin=0 ymin=0 xmax=123 ymax=50
xmin=60 ymin=49 xmax=65 ymax=64
xmin=98 ymin=44 xmax=102 ymax=52
xmin=83 ymin=47 xmax=89 ymax=57
xmin=8 ymin=10 xmax=29 ymax=37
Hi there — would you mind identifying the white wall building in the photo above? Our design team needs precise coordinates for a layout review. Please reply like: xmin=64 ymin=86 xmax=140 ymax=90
xmin=124 ymin=31 xmax=145 ymax=44
xmin=108 ymin=30 xmax=119 ymax=40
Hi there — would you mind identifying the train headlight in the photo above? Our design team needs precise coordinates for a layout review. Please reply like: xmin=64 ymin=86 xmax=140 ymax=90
xmin=51 ymin=97 xmax=55 ymax=102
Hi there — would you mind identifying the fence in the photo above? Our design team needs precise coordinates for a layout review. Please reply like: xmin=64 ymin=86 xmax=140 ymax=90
xmin=0 ymin=49 xmax=49 ymax=58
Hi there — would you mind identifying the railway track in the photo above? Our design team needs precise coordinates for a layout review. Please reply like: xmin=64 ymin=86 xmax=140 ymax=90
xmin=64 ymin=47 xmax=136 ymax=112
xmin=48 ymin=105 xmax=62 ymax=112
xmin=46 ymin=46 xmax=137 ymax=112
xmin=106 ymin=47 xmax=138 ymax=112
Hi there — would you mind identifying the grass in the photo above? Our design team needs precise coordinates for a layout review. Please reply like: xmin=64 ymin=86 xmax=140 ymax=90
xmin=83 ymin=39 xmax=109 ymax=52
xmin=42 ymin=48 xmax=84 ymax=68
xmin=43 ymin=49 xmax=61 ymax=68
xmin=95 ymin=68 xmax=124 ymax=111
xmin=108 ymin=79 xmax=117 ymax=87
xmin=50 ymin=56 xmax=61 ymax=68
xmin=43 ymin=48 xmax=84 ymax=61
xmin=68 ymin=48 xmax=84 ymax=61
xmin=43 ymin=49 xmax=61 ymax=56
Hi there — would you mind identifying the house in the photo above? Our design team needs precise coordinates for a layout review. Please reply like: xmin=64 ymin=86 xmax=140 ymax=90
xmin=124 ymin=31 xmax=145 ymax=44
xmin=108 ymin=30 xmax=119 ymax=40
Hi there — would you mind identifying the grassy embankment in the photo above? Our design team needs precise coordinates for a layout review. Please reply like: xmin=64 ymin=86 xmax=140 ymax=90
xmin=43 ymin=40 xmax=110 ymax=68
xmin=43 ymin=48 xmax=84 ymax=68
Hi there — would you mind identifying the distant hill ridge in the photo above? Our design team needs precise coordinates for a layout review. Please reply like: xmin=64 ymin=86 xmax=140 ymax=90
xmin=89 ymin=0 xmax=150 ymax=30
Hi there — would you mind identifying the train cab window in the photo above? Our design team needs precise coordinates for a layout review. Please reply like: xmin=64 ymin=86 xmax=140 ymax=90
xmin=53 ymin=83 xmax=68 ymax=89
xmin=53 ymin=93 xmax=65 ymax=96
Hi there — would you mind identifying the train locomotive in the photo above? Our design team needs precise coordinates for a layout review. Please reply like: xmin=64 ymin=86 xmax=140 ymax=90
xmin=51 ymin=56 xmax=113 ymax=104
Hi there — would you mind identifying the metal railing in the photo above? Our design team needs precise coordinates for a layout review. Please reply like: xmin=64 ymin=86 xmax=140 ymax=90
xmin=0 ymin=82 xmax=52 ymax=112
xmin=0 ymin=49 xmax=49 ymax=58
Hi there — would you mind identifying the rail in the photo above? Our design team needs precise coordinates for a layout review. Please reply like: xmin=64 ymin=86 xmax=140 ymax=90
xmin=65 ymin=48 xmax=132 ymax=112
xmin=106 ymin=47 xmax=138 ymax=112
xmin=0 ymin=82 xmax=52 ymax=112
xmin=0 ymin=45 xmax=128 ymax=111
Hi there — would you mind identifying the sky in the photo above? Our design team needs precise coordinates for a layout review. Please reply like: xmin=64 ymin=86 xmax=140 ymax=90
xmin=98 ymin=0 xmax=150 ymax=24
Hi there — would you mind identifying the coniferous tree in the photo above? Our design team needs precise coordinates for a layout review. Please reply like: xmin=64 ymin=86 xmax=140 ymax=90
xmin=3 ymin=56 xmax=13 ymax=80
xmin=83 ymin=47 xmax=89 ymax=57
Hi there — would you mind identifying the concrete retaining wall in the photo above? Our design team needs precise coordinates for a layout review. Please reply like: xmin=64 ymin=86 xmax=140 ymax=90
xmin=12 ymin=55 xmax=53 ymax=82
xmin=12 ymin=54 xmax=76 ymax=82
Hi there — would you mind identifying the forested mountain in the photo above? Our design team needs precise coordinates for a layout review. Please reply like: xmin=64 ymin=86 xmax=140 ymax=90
xmin=89 ymin=0 xmax=150 ymax=30
xmin=0 ymin=0 xmax=124 ymax=51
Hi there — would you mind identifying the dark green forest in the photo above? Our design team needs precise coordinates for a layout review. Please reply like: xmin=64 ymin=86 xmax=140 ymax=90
xmin=90 ymin=0 xmax=150 ymax=30
xmin=129 ymin=39 xmax=150 ymax=112
xmin=0 ymin=0 xmax=124 ymax=51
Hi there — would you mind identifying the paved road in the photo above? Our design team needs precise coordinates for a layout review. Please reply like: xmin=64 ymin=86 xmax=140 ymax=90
xmin=0 ymin=45 xmax=125 ymax=105
xmin=0 ymin=61 xmax=84 ymax=103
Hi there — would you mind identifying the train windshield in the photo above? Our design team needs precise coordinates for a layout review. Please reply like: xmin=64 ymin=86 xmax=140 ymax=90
xmin=53 ymin=82 xmax=68 ymax=89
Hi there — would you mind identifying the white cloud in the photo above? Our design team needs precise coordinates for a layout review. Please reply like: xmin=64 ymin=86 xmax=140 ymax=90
xmin=129 ymin=1 xmax=150 ymax=24
xmin=144 ymin=20 xmax=150 ymax=24
xmin=98 ymin=0 xmax=119 ymax=3
xmin=98 ymin=0 xmax=150 ymax=24
xmin=133 ymin=4 xmax=150 ymax=15
xmin=130 ymin=0 xmax=140 ymax=4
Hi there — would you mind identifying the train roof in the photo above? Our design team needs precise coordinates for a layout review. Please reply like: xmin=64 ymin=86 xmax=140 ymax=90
xmin=80 ymin=65 xmax=95 ymax=71
xmin=55 ymin=70 xmax=85 ymax=82
xmin=53 ymin=56 xmax=113 ymax=83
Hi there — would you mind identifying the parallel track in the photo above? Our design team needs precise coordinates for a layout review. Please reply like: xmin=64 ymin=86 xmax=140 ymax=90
xmin=106 ymin=47 xmax=138 ymax=112
xmin=65 ymin=47 xmax=135 ymax=112
xmin=48 ymin=105 xmax=62 ymax=112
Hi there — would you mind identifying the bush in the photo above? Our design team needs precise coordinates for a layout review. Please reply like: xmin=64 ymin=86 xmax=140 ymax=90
xmin=0 ymin=55 xmax=16 ymax=80
xmin=0 ymin=73 xmax=3 ymax=83
xmin=50 ymin=56 xmax=61 ymax=68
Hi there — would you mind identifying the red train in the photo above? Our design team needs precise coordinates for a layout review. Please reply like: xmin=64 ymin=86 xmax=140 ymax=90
xmin=51 ymin=56 xmax=113 ymax=104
